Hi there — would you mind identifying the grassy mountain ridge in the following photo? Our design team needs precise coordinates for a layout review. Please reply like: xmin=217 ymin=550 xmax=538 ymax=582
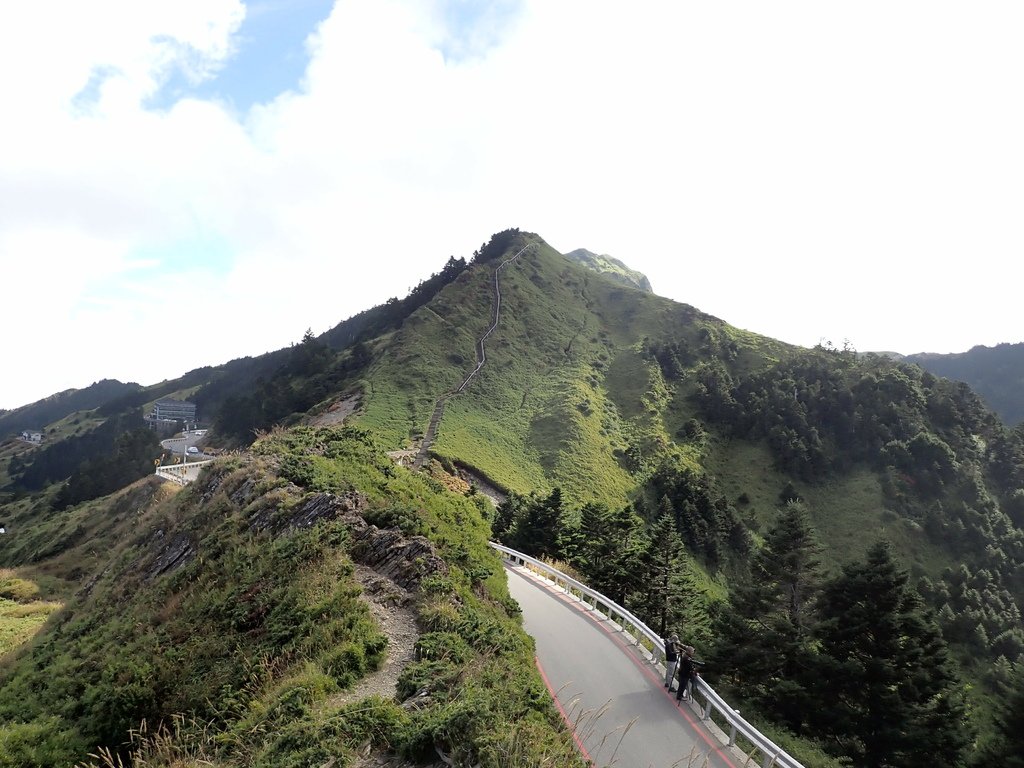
xmin=562 ymin=248 xmax=654 ymax=293
xmin=3 ymin=229 xmax=1024 ymax=765
xmin=0 ymin=427 xmax=580 ymax=766
xmin=354 ymin=231 xmax=793 ymax=504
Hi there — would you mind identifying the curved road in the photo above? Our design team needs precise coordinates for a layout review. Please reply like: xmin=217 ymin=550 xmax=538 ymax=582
xmin=506 ymin=565 xmax=748 ymax=768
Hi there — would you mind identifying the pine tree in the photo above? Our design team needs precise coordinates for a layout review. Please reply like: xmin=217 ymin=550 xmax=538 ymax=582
xmin=572 ymin=502 xmax=612 ymax=584
xmin=604 ymin=504 xmax=649 ymax=607
xmin=711 ymin=501 xmax=822 ymax=732
xmin=810 ymin=542 xmax=971 ymax=767
xmin=975 ymin=662 xmax=1024 ymax=767
xmin=644 ymin=501 xmax=687 ymax=636
xmin=572 ymin=502 xmax=647 ymax=606
xmin=492 ymin=492 xmax=527 ymax=542
xmin=510 ymin=488 xmax=564 ymax=560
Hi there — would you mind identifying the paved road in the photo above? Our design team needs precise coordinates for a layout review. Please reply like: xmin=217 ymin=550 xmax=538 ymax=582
xmin=505 ymin=565 xmax=745 ymax=768
xmin=160 ymin=434 xmax=207 ymax=458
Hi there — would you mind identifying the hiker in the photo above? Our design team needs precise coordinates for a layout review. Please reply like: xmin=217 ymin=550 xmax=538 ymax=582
xmin=675 ymin=645 xmax=696 ymax=703
xmin=664 ymin=634 xmax=680 ymax=691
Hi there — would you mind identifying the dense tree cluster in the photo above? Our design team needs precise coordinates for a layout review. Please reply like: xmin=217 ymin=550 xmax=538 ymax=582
xmin=688 ymin=347 xmax=1024 ymax=674
xmin=216 ymin=331 xmax=348 ymax=443
xmin=470 ymin=228 xmax=522 ymax=263
xmin=648 ymin=460 xmax=752 ymax=568
xmin=54 ymin=427 xmax=161 ymax=510
xmin=9 ymin=411 xmax=152 ymax=491
xmin=492 ymin=470 xmax=749 ymax=648
xmin=692 ymin=349 xmax=1002 ymax=481
xmin=712 ymin=508 xmax=972 ymax=767
xmin=920 ymin=565 xmax=1024 ymax=667
xmin=5 ymin=410 xmax=161 ymax=510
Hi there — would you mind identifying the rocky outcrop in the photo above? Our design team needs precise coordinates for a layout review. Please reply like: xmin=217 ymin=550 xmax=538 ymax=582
xmin=246 ymin=489 xmax=367 ymax=534
xmin=142 ymin=462 xmax=447 ymax=596
xmin=350 ymin=526 xmax=448 ymax=591
xmin=144 ymin=530 xmax=195 ymax=582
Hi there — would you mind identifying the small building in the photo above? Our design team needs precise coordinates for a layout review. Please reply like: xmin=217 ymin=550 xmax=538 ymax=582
xmin=20 ymin=430 xmax=43 ymax=443
xmin=150 ymin=399 xmax=197 ymax=422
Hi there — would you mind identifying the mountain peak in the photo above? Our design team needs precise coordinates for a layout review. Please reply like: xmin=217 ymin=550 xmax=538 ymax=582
xmin=562 ymin=248 xmax=653 ymax=293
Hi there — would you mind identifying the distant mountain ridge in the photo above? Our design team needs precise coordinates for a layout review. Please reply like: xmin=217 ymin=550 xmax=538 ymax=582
xmin=562 ymin=248 xmax=653 ymax=293
xmin=0 ymin=379 xmax=140 ymax=436
xmin=902 ymin=342 xmax=1024 ymax=426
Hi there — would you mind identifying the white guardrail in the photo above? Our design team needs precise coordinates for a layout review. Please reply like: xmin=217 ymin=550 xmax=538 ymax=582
xmin=155 ymin=460 xmax=213 ymax=486
xmin=491 ymin=542 xmax=805 ymax=768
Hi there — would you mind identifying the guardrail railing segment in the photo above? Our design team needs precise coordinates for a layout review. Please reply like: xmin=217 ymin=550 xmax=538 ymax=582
xmin=491 ymin=542 xmax=805 ymax=768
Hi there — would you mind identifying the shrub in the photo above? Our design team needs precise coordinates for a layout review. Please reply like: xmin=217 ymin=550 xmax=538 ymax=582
xmin=321 ymin=642 xmax=368 ymax=688
xmin=0 ymin=717 xmax=84 ymax=768
xmin=415 ymin=632 xmax=472 ymax=664
xmin=0 ymin=574 xmax=40 ymax=602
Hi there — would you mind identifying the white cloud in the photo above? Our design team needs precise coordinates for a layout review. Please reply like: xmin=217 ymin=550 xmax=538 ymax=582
xmin=1 ymin=0 xmax=1023 ymax=409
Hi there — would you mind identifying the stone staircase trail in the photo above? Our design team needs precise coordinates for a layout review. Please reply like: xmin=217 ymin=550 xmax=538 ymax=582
xmin=413 ymin=243 xmax=534 ymax=469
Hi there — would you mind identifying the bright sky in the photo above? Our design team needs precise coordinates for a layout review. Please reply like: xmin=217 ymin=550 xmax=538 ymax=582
xmin=2 ymin=1 xmax=1022 ymax=411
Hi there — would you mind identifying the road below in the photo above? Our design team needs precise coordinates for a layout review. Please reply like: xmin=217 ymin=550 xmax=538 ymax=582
xmin=505 ymin=565 xmax=745 ymax=768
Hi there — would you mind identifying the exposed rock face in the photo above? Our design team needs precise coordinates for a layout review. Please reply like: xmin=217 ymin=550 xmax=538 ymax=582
xmin=246 ymin=488 xmax=368 ymax=534
xmin=145 ymin=463 xmax=448 ymax=594
xmin=350 ymin=526 xmax=448 ymax=591
xmin=145 ymin=530 xmax=195 ymax=581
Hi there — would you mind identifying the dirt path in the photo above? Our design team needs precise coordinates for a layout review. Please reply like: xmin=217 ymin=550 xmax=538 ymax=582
xmin=413 ymin=244 xmax=534 ymax=469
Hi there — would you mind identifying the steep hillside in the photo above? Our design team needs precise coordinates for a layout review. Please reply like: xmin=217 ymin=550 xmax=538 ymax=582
xmin=352 ymin=230 xmax=792 ymax=505
xmin=905 ymin=342 xmax=1024 ymax=426
xmin=0 ymin=379 xmax=140 ymax=436
xmin=0 ymin=427 xmax=580 ymax=767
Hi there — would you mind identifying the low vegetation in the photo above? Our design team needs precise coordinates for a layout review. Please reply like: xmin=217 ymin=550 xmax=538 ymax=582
xmin=0 ymin=570 xmax=61 ymax=659
xmin=0 ymin=427 xmax=580 ymax=767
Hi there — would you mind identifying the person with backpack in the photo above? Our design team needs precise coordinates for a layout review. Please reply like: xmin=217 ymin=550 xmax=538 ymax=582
xmin=664 ymin=634 xmax=680 ymax=691
xmin=675 ymin=645 xmax=696 ymax=703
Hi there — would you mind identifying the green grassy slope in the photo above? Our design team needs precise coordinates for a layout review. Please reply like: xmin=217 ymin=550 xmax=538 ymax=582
xmin=0 ymin=427 xmax=581 ymax=767
xmin=562 ymin=248 xmax=654 ymax=292
xmin=354 ymin=232 xmax=793 ymax=506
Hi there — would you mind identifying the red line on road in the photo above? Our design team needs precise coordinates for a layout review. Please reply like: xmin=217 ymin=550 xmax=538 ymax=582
xmin=535 ymin=656 xmax=595 ymax=766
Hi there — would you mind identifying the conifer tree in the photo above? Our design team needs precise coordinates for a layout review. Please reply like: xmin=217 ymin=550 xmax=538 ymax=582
xmin=976 ymin=662 xmax=1024 ymax=767
xmin=572 ymin=501 xmax=612 ymax=583
xmin=810 ymin=542 xmax=971 ymax=767
xmin=491 ymin=491 xmax=526 ymax=542
xmin=510 ymin=488 xmax=564 ymax=560
xmin=572 ymin=502 xmax=647 ymax=606
xmin=604 ymin=504 xmax=650 ymax=607
xmin=644 ymin=500 xmax=687 ymax=635
xmin=710 ymin=501 xmax=822 ymax=731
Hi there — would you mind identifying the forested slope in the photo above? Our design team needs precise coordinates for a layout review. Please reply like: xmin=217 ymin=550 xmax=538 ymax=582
xmin=906 ymin=342 xmax=1024 ymax=426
